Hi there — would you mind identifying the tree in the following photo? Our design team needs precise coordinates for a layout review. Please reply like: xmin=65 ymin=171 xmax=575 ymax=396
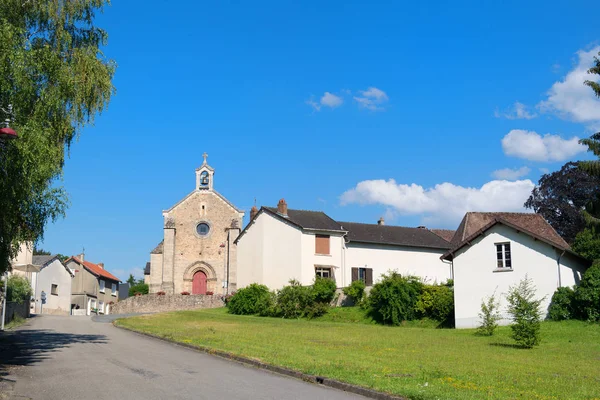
xmin=126 ymin=274 xmax=136 ymax=287
xmin=6 ymin=275 xmax=32 ymax=304
xmin=0 ymin=1 xmax=115 ymax=274
xmin=571 ymin=228 xmax=600 ymax=261
xmin=477 ymin=293 xmax=501 ymax=336
xmin=506 ymin=276 xmax=544 ymax=348
xmin=573 ymin=261 xmax=600 ymax=322
xmin=524 ymin=162 xmax=600 ymax=243
xmin=33 ymin=247 xmax=51 ymax=256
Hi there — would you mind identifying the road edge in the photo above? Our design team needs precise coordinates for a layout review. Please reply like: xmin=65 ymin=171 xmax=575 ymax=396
xmin=113 ymin=322 xmax=408 ymax=400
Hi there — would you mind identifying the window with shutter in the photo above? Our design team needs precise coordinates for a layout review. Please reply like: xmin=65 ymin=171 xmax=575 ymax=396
xmin=351 ymin=267 xmax=358 ymax=282
xmin=315 ymin=235 xmax=330 ymax=255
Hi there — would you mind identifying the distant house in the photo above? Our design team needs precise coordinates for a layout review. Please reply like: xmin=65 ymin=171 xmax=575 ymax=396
xmin=442 ymin=212 xmax=588 ymax=328
xmin=30 ymin=255 xmax=74 ymax=315
xmin=66 ymin=254 xmax=121 ymax=315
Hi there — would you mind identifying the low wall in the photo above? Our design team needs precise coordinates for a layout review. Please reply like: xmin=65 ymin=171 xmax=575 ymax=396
xmin=110 ymin=294 xmax=224 ymax=315
xmin=2 ymin=301 xmax=30 ymax=325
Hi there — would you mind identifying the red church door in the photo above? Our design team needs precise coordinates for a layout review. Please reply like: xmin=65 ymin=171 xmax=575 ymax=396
xmin=192 ymin=271 xmax=207 ymax=295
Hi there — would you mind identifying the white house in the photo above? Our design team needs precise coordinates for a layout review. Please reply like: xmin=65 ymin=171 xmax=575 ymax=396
xmin=442 ymin=212 xmax=589 ymax=329
xmin=31 ymin=255 xmax=74 ymax=315
xmin=235 ymin=199 xmax=453 ymax=289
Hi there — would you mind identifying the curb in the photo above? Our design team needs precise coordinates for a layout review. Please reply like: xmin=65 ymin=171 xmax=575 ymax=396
xmin=114 ymin=322 xmax=407 ymax=400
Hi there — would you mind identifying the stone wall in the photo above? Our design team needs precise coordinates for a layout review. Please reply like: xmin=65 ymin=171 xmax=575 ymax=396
xmin=2 ymin=302 xmax=30 ymax=325
xmin=110 ymin=293 xmax=224 ymax=315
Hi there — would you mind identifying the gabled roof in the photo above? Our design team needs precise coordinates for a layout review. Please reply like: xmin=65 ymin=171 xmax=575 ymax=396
xmin=430 ymin=229 xmax=456 ymax=243
xmin=151 ymin=240 xmax=164 ymax=254
xmin=66 ymin=256 xmax=121 ymax=282
xmin=442 ymin=212 xmax=576 ymax=261
xmin=33 ymin=255 xmax=74 ymax=277
xmin=164 ymin=189 xmax=243 ymax=214
xmin=264 ymin=207 xmax=345 ymax=232
xmin=340 ymin=222 xmax=452 ymax=249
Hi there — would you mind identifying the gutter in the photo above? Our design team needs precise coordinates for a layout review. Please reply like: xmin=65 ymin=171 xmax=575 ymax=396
xmin=557 ymin=249 xmax=566 ymax=288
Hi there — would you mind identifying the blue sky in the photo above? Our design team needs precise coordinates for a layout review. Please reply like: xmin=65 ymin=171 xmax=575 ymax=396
xmin=39 ymin=0 xmax=600 ymax=280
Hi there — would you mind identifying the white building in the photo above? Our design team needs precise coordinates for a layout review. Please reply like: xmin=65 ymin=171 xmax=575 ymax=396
xmin=442 ymin=212 xmax=588 ymax=329
xmin=31 ymin=255 xmax=74 ymax=315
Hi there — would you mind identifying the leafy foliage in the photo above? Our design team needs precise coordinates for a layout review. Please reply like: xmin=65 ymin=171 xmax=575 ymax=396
xmin=33 ymin=247 xmax=51 ymax=255
xmin=227 ymin=283 xmax=273 ymax=315
xmin=367 ymin=272 xmax=424 ymax=325
xmin=126 ymin=274 xmax=136 ymax=287
xmin=477 ymin=293 xmax=502 ymax=336
xmin=574 ymin=261 xmax=600 ymax=322
xmin=571 ymin=228 xmax=600 ymax=261
xmin=129 ymin=283 xmax=149 ymax=297
xmin=524 ymin=162 xmax=600 ymax=243
xmin=343 ymin=279 xmax=366 ymax=305
xmin=0 ymin=0 xmax=115 ymax=274
xmin=548 ymin=287 xmax=576 ymax=321
xmin=312 ymin=277 xmax=337 ymax=304
xmin=415 ymin=284 xmax=455 ymax=326
xmin=6 ymin=274 xmax=32 ymax=304
xmin=506 ymin=276 xmax=544 ymax=348
xmin=276 ymin=280 xmax=314 ymax=319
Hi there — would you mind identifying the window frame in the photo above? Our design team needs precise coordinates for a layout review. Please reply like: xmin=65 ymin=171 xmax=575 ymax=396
xmin=98 ymin=300 xmax=104 ymax=314
xmin=495 ymin=242 xmax=512 ymax=270
xmin=315 ymin=234 xmax=331 ymax=255
xmin=195 ymin=221 xmax=212 ymax=238
xmin=315 ymin=266 xmax=332 ymax=279
xmin=99 ymin=279 xmax=105 ymax=293
xmin=111 ymin=283 xmax=117 ymax=297
xmin=51 ymin=284 xmax=58 ymax=296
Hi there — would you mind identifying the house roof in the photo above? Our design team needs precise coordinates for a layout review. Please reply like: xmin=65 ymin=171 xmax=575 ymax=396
xmin=151 ymin=240 xmax=164 ymax=254
xmin=340 ymin=222 xmax=453 ymax=249
xmin=264 ymin=207 xmax=345 ymax=232
xmin=144 ymin=262 xmax=151 ymax=275
xmin=430 ymin=229 xmax=456 ymax=243
xmin=67 ymin=256 xmax=121 ymax=282
xmin=442 ymin=212 xmax=575 ymax=261
xmin=33 ymin=255 xmax=74 ymax=277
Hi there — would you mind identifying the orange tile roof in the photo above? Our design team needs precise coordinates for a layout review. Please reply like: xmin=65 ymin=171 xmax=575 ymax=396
xmin=68 ymin=256 xmax=121 ymax=282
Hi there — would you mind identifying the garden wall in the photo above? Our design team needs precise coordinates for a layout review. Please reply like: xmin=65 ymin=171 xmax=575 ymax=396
xmin=2 ymin=301 xmax=30 ymax=325
xmin=110 ymin=294 xmax=224 ymax=315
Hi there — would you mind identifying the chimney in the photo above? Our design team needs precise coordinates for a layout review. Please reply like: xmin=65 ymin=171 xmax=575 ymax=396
xmin=377 ymin=217 xmax=385 ymax=226
xmin=97 ymin=263 xmax=104 ymax=269
xmin=250 ymin=205 xmax=259 ymax=221
xmin=77 ymin=253 xmax=85 ymax=262
xmin=277 ymin=198 xmax=288 ymax=217
xmin=417 ymin=225 xmax=426 ymax=229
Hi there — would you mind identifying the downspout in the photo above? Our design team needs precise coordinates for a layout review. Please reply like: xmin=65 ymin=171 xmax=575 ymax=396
xmin=557 ymin=249 xmax=566 ymax=288
xmin=226 ymin=230 xmax=231 ymax=295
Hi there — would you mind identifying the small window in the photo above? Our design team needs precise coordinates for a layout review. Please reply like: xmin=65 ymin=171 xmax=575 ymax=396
xmin=315 ymin=267 xmax=332 ymax=279
xmin=352 ymin=267 xmax=373 ymax=286
xmin=98 ymin=301 xmax=104 ymax=314
xmin=496 ymin=243 xmax=512 ymax=269
xmin=196 ymin=223 xmax=210 ymax=236
xmin=99 ymin=279 xmax=105 ymax=293
xmin=315 ymin=235 xmax=330 ymax=255
xmin=51 ymin=284 xmax=58 ymax=295
xmin=111 ymin=283 xmax=117 ymax=296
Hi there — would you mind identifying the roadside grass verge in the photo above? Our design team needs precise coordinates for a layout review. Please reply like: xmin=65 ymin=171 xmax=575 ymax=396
xmin=116 ymin=307 xmax=600 ymax=400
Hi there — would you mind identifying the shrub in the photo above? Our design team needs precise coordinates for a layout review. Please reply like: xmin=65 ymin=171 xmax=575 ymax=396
xmin=181 ymin=291 xmax=190 ymax=295
xmin=129 ymin=283 xmax=149 ymax=297
xmin=343 ymin=280 xmax=366 ymax=305
xmin=276 ymin=280 xmax=314 ymax=319
xmin=227 ymin=283 xmax=273 ymax=315
xmin=206 ymin=291 xmax=214 ymax=296
xmin=415 ymin=284 xmax=455 ymax=326
xmin=312 ymin=277 xmax=337 ymax=304
xmin=304 ymin=302 xmax=330 ymax=319
xmin=6 ymin=275 xmax=32 ymax=304
xmin=156 ymin=291 xmax=166 ymax=296
xmin=367 ymin=272 xmax=423 ymax=325
xmin=477 ymin=293 xmax=501 ymax=336
xmin=574 ymin=261 xmax=600 ymax=322
xmin=548 ymin=286 xmax=576 ymax=321
xmin=506 ymin=276 xmax=544 ymax=348
xmin=571 ymin=228 xmax=600 ymax=261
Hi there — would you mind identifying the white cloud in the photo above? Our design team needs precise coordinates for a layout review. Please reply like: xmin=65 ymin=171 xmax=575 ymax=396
xmin=340 ymin=179 xmax=535 ymax=225
xmin=494 ymin=102 xmax=537 ymax=120
xmin=306 ymin=91 xmax=343 ymax=111
xmin=538 ymin=46 xmax=600 ymax=125
xmin=492 ymin=166 xmax=531 ymax=180
xmin=353 ymin=87 xmax=389 ymax=110
xmin=501 ymin=129 xmax=586 ymax=162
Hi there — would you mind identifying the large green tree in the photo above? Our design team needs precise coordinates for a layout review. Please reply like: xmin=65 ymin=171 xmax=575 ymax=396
xmin=0 ymin=1 xmax=115 ymax=274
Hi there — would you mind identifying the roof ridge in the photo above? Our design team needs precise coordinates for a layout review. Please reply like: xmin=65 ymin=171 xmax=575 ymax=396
xmin=338 ymin=221 xmax=425 ymax=229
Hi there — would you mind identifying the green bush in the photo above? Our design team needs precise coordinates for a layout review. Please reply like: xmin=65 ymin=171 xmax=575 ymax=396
xmin=227 ymin=283 xmax=273 ymax=315
xmin=415 ymin=284 xmax=454 ymax=326
xmin=506 ymin=276 xmax=544 ymax=348
xmin=343 ymin=280 xmax=366 ymax=305
xmin=304 ymin=302 xmax=330 ymax=319
xmin=312 ymin=277 xmax=337 ymax=304
xmin=367 ymin=272 xmax=423 ymax=325
xmin=477 ymin=293 xmax=501 ymax=336
xmin=276 ymin=280 xmax=314 ymax=319
xmin=6 ymin=275 xmax=32 ymax=304
xmin=574 ymin=262 xmax=600 ymax=322
xmin=571 ymin=228 xmax=600 ymax=261
xmin=548 ymin=286 xmax=576 ymax=321
xmin=129 ymin=283 xmax=149 ymax=296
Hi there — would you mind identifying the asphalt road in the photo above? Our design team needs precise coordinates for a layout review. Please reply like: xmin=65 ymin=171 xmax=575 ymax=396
xmin=1 ymin=315 xmax=364 ymax=400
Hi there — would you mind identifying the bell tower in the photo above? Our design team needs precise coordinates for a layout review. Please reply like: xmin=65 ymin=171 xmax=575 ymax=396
xmin=195 ymin=152 xmax=215 ymax=191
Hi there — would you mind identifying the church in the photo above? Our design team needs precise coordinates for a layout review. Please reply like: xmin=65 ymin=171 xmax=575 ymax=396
xmin=145 ymin=154 xmax=244 ymax=295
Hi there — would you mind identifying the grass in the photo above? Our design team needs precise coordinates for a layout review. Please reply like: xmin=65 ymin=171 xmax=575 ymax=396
xmin=116 ymin=307 xmax=600 ymax=400
xmin=4 ymin=316 xmax=26 ymax=330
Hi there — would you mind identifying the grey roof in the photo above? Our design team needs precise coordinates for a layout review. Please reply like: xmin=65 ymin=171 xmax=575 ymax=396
xmin=340 ymin=222 xmax=452 ymax=249
xmin=144 ymin=262 xmax=151 ymax=275
xmin=33 ymin=255 xmax=55 ymax=266
xmin=151 ymin=240 xmax=164 ymax=254
xmin=264 ymin=207 xmax=345 ymax=232
xmin=430 ymin=229 xmax=456 ymax=243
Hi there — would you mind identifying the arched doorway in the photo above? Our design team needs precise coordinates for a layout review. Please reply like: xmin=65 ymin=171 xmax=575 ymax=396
xmin=192 ymin=271 xmax=207 ymax=294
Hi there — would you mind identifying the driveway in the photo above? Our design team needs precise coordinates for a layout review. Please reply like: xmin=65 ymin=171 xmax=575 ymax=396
xmin=0 ymin=315 xmax=364 ymax=400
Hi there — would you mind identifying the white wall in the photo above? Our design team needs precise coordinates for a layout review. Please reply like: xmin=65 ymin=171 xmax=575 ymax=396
xmin=300 ymin=232 xmax=344 ymax=287
xmin=344 ymin=243 xmax=450 ymax=287
xmin=34 ymin=259 xmax=73 ymax=315
xmin=453 ymin=224 xmax=587 ymax=329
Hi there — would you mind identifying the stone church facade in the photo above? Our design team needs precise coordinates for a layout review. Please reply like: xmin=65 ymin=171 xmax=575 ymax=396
xmin=145 ymin=155 xmax=244 ymax=295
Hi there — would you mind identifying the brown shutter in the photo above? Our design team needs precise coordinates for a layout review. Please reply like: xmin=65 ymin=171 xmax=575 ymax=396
xmin=315 ymin=235 xmax=330 ymax=255
xmin=365 ymin=268 xmax=373 ymax=286
xmin=351 ymin=267 xmax=358 ymax=282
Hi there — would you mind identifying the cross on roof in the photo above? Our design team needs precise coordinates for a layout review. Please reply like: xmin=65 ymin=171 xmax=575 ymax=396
xmin=202 ymin=152 xmax=208 ymax=164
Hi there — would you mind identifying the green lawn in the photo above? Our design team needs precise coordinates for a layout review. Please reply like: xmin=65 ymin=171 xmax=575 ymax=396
xmin=116 ymin=308 xmax=600 ymax=400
